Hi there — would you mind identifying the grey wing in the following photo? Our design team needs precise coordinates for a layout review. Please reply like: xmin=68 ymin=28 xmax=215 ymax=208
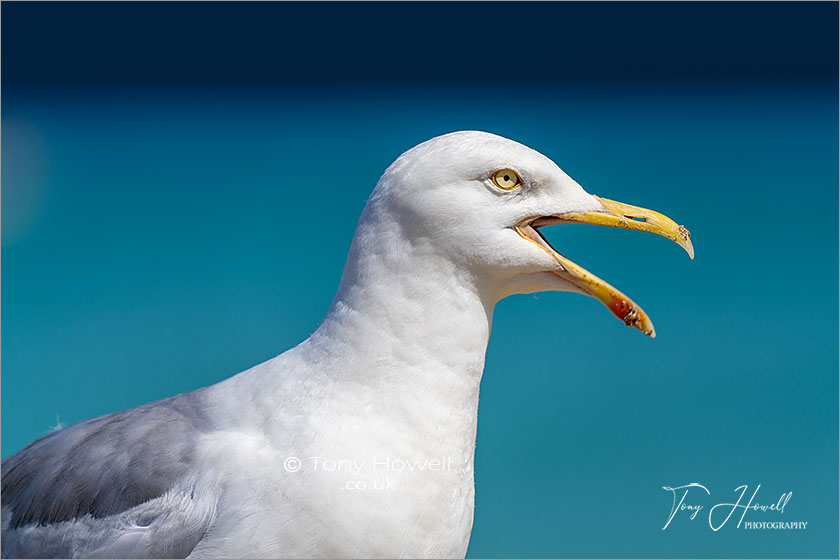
xmin=2 ymin=393 xmax=217 ymax=558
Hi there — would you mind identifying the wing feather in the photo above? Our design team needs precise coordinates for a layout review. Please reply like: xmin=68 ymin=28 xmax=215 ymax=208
xmin=2 ymin=392 xmax=217 ymax=558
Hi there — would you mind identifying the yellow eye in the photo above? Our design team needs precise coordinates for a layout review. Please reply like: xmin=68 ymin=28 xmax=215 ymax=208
xmin=491 ymin=169 xmax=522 ymax=190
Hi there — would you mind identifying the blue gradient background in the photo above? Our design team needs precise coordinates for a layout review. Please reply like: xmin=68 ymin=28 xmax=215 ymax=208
xmin=2 ymin=2 xmax=837 ymax=558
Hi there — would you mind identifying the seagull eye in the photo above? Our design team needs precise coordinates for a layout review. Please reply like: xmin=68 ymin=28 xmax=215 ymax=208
xmin=491 ymin=169 xmax=522 ymax=190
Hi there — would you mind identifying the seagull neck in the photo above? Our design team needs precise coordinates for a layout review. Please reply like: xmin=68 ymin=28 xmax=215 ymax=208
xmin=310 ymin=216 xmax=495 ymax=388
xmin=315 ymin=262 xmax=493 ymax=381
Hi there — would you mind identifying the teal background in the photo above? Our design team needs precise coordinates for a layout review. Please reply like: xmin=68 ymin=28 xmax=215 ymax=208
xmin=2 ymin=2 xmax=838 ymax=558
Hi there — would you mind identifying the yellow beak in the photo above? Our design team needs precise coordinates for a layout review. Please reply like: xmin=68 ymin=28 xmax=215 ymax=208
xmin=514 ymin=196 xmax=694 ymax=338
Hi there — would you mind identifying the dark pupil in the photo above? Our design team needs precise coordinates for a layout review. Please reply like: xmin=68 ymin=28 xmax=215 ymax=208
xmin=504 ymin=175 xmax=510 ymax=182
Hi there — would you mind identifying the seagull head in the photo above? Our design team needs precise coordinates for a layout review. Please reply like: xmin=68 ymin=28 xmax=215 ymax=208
xmin=361 ymin=131 xmax=693 ymax=337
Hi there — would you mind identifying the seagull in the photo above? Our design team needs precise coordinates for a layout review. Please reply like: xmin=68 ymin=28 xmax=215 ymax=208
xmin=1 ymin=131 xmax=693 ymax=558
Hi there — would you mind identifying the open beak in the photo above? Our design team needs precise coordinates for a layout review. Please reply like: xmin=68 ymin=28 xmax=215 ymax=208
xmin=514 ymin=196 xmax=694 ymax=338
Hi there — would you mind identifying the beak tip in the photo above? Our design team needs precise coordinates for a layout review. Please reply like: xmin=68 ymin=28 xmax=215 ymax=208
xmin=679 ymin=226 xmax=695 ymax=260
